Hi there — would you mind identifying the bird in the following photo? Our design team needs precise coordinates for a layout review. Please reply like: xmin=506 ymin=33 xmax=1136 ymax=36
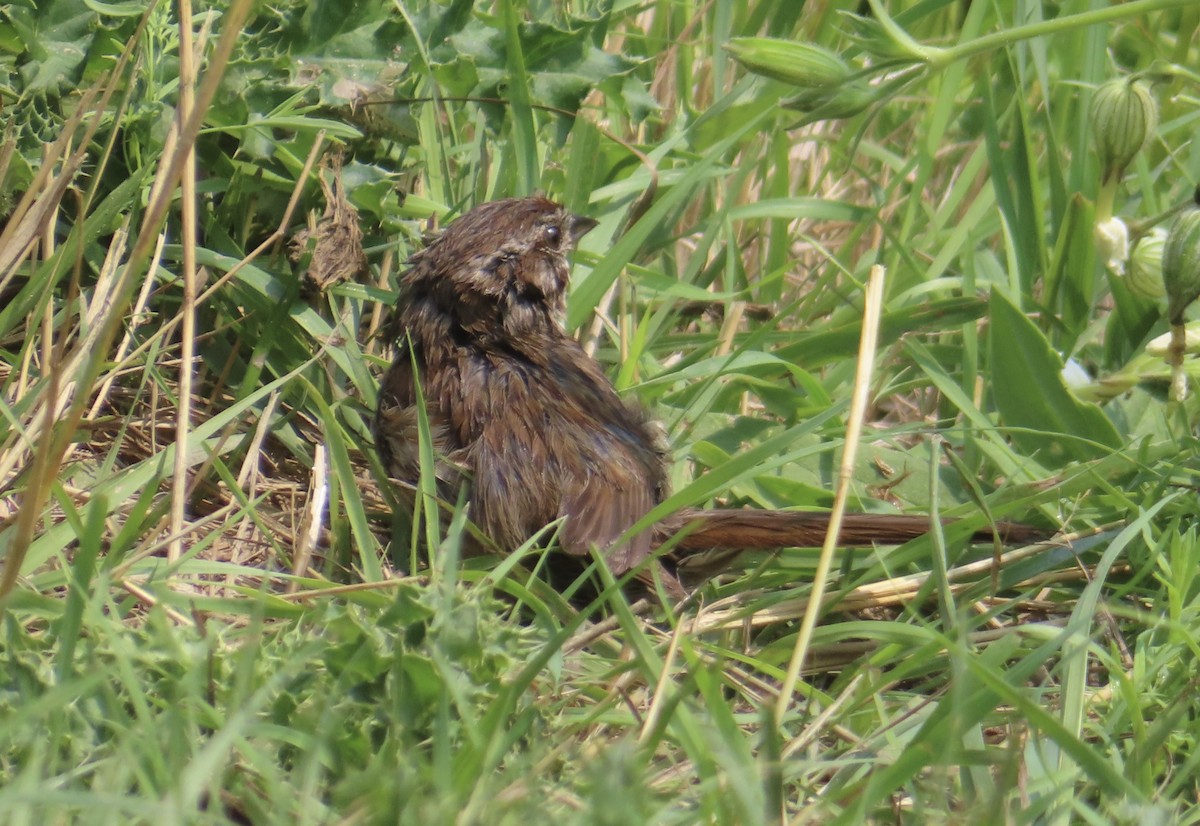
xmin=374 ymin=196 xmax=1043 ymax=596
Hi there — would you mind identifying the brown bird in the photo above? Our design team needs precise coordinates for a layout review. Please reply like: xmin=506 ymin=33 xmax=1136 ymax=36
xmin=374 ymin=196 xmax=1042 ymax=596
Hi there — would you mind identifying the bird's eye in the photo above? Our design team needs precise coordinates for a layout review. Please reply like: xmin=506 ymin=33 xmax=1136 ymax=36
xmin=543 ymin=224 xmax=561 ymax=244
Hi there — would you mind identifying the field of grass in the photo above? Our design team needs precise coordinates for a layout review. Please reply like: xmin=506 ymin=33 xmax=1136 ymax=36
xmin=2 ymin=0 xmax=1200 ymax=822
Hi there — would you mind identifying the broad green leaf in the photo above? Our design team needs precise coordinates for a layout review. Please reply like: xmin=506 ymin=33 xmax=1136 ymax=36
xmin=988 ymin=289 xmax=1122 ymax=464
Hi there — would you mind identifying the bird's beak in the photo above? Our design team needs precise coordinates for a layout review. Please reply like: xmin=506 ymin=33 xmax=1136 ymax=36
xmin=568 ymin=214 xmax=599 ymax=244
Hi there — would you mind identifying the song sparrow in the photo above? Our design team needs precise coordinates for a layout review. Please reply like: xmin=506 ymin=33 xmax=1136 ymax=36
xmin=375 ymin=196 xmax=1042 ymax=595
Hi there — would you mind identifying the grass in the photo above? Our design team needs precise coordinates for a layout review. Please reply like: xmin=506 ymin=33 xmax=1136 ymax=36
xmin=2 ymin=0 xmax=1200 ymax=822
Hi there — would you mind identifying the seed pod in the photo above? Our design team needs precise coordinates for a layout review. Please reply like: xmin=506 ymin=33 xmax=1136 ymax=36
xmin=783 ymin=81 xmax=876 ymax=119
xmin=1127 ymin=227 xmax=1167 ymax=299
xmin=1163 ymin=206 xmax=1200 ymax=325
xmin=725 ymin=38 xmax=851 ymax=88
xmin=1089 ymin=78 xmax=1157 ymax=183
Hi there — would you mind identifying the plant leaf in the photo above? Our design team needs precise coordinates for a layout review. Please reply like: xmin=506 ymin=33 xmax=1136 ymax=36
xmin=988 ymin=289 xmax=1122 ymax=465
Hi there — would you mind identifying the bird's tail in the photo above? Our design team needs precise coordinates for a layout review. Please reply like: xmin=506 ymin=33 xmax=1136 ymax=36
xmin=654 ymin=509 xmax=1048 ymax=553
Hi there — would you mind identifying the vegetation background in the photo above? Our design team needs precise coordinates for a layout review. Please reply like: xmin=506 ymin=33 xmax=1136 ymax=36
xmin=1 ymin=0 xmax=1199 ymax=822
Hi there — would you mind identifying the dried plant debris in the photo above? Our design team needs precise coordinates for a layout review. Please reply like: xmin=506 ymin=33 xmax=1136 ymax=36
xmin=290 ymin=153 xmax=368 ymax=297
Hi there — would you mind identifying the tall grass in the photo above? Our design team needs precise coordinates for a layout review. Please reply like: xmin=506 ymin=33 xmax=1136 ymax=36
xmin=1 ymin=0 xmax=1199 ymax=822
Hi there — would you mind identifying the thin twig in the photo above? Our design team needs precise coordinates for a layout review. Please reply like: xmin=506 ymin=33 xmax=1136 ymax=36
xmin=774 ymin=264 xmax=886 ymax=727
xmin=170 ymin=0 xmax=199 ymax=566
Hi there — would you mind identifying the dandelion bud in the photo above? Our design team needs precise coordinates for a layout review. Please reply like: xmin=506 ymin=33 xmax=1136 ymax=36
xmin=1089 ymin=78 xmax=1157 ymax=183
xmin=726 ymin=38 xmax=851 ymax=88
xmin=1125 ymin=228 xmax=1166 ymax=299
xmin=783 ymin=82 xmax=875 ymax=119
xmin=1163 ymin=205 xmax=1200 ymax=325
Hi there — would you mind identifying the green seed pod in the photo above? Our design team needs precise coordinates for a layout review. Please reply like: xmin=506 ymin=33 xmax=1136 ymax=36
xmin=1089 ymin=78 xmax=1157 ymax=183
xmin=1163 ymin=206 xmax=1200 ymax=324
xmin=783 ymin=80 xmax=876 ymax=119
xmin=1127 ymin=227 xmax=1167 ymax=299
xmin=725 ymin=38 xmax=851 ymax=88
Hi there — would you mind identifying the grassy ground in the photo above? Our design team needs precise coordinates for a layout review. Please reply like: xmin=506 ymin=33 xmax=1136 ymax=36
xmin=2 ymin=0 xmax=1200 ymax=822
